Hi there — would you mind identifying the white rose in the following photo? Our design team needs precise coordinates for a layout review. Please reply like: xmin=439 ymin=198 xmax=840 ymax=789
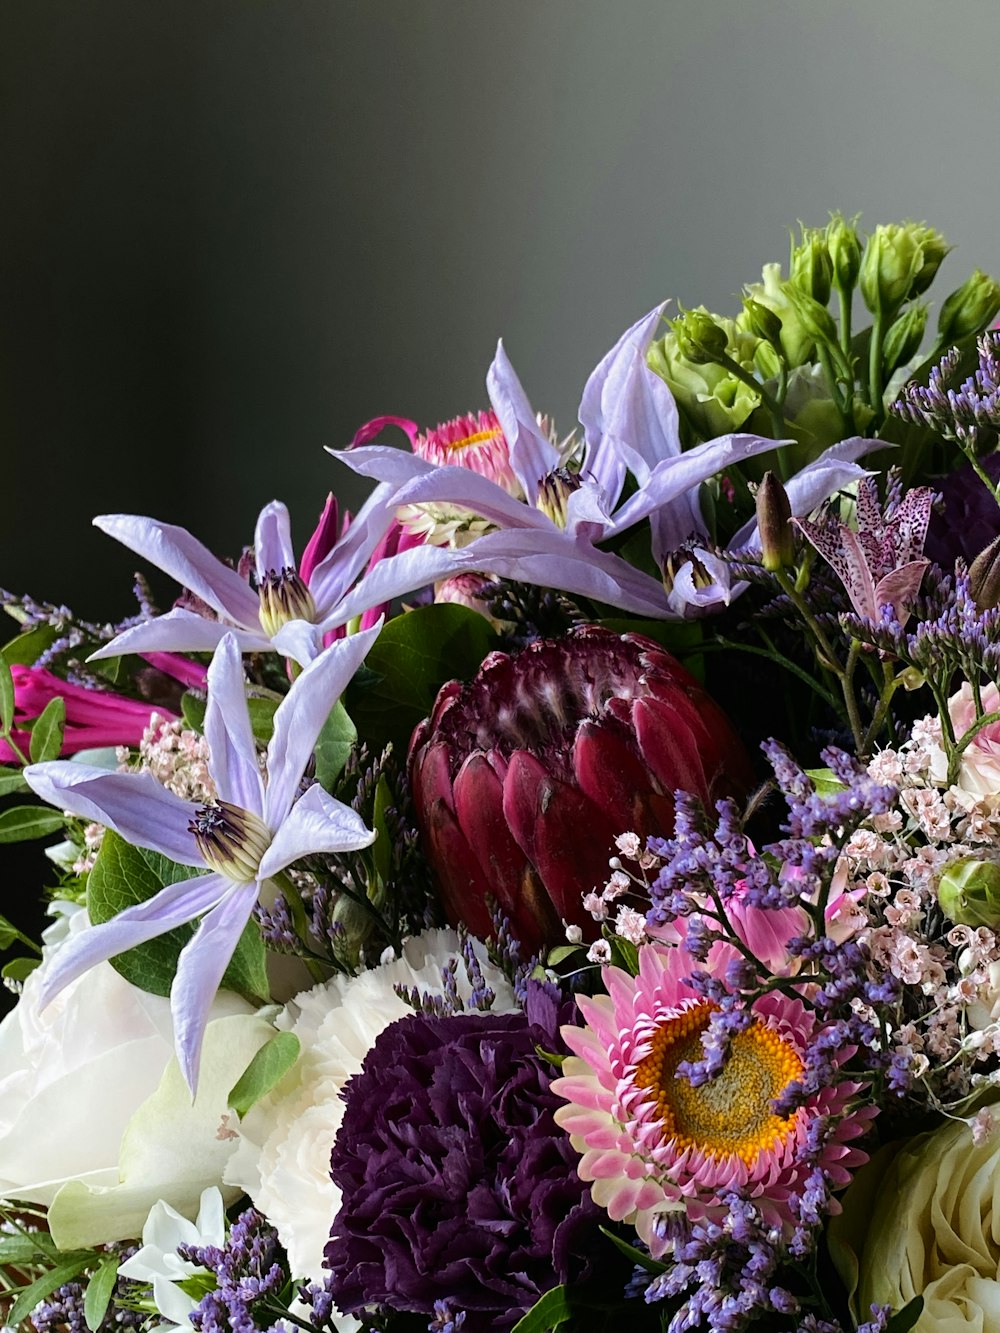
xmin=831 ymin=1114 xmax=1000 ymax=1333
xmin=0 ymin=909 xmax=272 ymax=1247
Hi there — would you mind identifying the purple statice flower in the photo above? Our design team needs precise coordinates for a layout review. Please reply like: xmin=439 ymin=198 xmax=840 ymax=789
xmin=23 ymin=627 xmax=378 ymax=1090
xmin=893 ymin=331 xmax=1000 ymax=453
xmin=324 ymin=984 xmax=618 ymax=1332
xmin=182 ymin=1206 xmax=289 ymax=1333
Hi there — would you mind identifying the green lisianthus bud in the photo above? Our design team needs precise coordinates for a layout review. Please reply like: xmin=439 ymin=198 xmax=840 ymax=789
xmin=969 ymin=534 xmax=1000 ymax=613
xmin=742 ymin=262 xmax=814 ymax=367
xmin=882 ymin=303 xmax=928 ymax=376
xmin=670 ymin=308 xmax=729 ymax=364
xmin=647 ymin=312 xmax=764 ymax=439
xmin=826 ymin=213 xmax=862 ymax=291
xmin=938 ymin=857 xmax=1000 ymax=928
xmin=938 ymin=269 xmax=1000 ymax=345
xmin=908 ymin=224 xmax=951 ymax=297
xmin=790 ymin=226 xmax=833 ymax=306
xmin=742 ymin=296 xmax=784 ymax=351
xmin=860 ymin=223 xmax=931 ymax=316
xmin=755 ymin=471 xmax=794 ymax=571
xmin=782 ymin=284 xmax=839 ymax=348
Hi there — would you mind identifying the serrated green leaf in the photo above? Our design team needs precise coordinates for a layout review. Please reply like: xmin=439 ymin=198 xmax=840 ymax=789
xmin=7 ymin=1252 xmax=94 ymax=1328
xmin=0 ymin=657 xmax=14 ymax=734
xmin=247 ymin=696 xmax=279 ymax=745
xmin=0 ymin=805 xmax=66 ymax=843
xmin=228 ymin=1031 xmax=301 ymax=1116
xmin=181 ymin=691 xmax=207 ymax=734
xmin=886 ymin=1296 xmax=924 ymax=1333
xmin=0 ymin=623 xmax=58 ymax=667
xmin=29 ymin=696 xmax=66 ymax=764
xmin=371 ymin=774 xmax=392 ymax=887
xmin=314 ymin=699 xmax=357 ymax=791
xmin=2 ymin=956 xmax=41 ymax=982
xmin=345 ymin=605 xmax=498 ymax=755
xmin=0 ymin=771 xmax=30 ymax=796
xmin=598 ymin=1225 xmax=668 ymax=1275
xmin=83 ymin=1255 xmax=120 ymax=1331
xmin=510 ymin=1284 xmax=573 ymax=1332
xmin=87 ymin=831 xmax=268 ymax=1001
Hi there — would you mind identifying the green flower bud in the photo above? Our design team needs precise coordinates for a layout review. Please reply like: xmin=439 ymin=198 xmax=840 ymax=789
xmin=826 ymin=213 xmax=862 ymax=291
xmin=741 ymin=296 xmax=784 ymax=351
xmin=647 ymin=311 xmax=763 ymax=439
xmin=860 ymin=223 xmax=942 ymax=316
xmin=755 ymin=471 xmax=794 ymax=571
xmin=969 ymin=534 xmax=1000 ymax=613
xmin=790 ymin=226 xmax=833 ymax=306
xmin=938 ymin=857 xmax=1000 ymax=928
xmin=908 ymin=223 xmax=951 ymax=297
xmin=742 ymin=263 xmax=815 ymax=367
xmin=938 ymin=269 xmax=1000 ymax=345
xmin=670 ymin=307 xmax=729 ymax=365
xmin=782 ymin=283 xmax=839 ymax=349
xmin=882 ymin=303 xmax=928 ymax=376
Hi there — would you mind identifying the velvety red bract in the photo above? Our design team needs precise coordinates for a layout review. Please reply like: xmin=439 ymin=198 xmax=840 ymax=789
xmin=408 ymin=625 xmax=754 ymax=953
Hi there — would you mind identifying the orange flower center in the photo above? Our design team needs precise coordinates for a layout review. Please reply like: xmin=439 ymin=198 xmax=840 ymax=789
xmin=445 ymin=427 xmax=504 ymax=453
xmin=634 ymin=1003 xmax=804 ymax=1164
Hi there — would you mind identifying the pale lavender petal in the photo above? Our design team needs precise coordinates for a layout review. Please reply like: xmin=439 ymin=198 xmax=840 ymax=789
xmin=204 ymin=635 xmax=265 ymax=816
xmin=36 ymin=871 xmax=228 ymax=1009
xmin=89 ymin=608 xmax=271 ymax=662
xmin=666 ymin=549 xmax=749 ymax=617
xmin=264 ymin=622 xmax=381 ymax=828
xmin=24 ymin=762 xmax=203 ymax=865
xmin=730 ymin=436 xmax=883 ymax=552
xmin=564 ymin=484 xmax=615 ymax=544
xmin=254 ymin=501 xmax=295 ymax=582
xmin=258 ymin=783 xmax=375 ymax=879
xmin=486 ymin=340 xmax=559 ymax=505
xmin=270 ymin=618 xmax=326 ymax=668
xmin=93 ymin=515 xmax=260 ymax=626
xmin=606 ymin=433 xmax=786 ymax=538
xmin=171 ymin=881 xmax=260 ymax=1092
xmin=316 ymin=544 xmax=465 ymax=633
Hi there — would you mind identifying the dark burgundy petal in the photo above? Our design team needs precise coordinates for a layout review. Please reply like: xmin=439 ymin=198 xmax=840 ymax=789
xmin=453 ymin=752 xmax=537 ymax=932
xmin=572 ymin=717 xmax=662 ymax=835
xmin=632 ymin=694 xmax=711 ymax=800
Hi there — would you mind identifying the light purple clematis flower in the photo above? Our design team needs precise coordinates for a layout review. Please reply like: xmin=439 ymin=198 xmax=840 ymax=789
xmin=24 ymin=627 xmax=378 ymax=1091
xmin=324 ymin=308 xmax=787 ymax=623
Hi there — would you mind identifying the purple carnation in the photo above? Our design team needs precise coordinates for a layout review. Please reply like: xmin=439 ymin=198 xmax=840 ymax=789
xmin=324 ymin=985 xmax=613 ymax=1330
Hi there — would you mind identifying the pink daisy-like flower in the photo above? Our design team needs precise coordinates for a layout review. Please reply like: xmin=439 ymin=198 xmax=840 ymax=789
xmin=551 ymin=942 xmax=874 ymax=1257
xmin=412 ymin=409 xmax=522 ymax=494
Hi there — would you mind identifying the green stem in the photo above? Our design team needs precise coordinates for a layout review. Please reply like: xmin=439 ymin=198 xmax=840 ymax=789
xmin=699 ymin=637 xmax=841 ymax=711
xmin=859 ymin=658 xmax=901 ymax=757
xmin=868 ymin=310 xmax=886 ymax=424
xmin=959 ymin=439 xmax=1000 ymax=516
xmin=837 ymin=281 xmax=853 ymax=362
xmin=0 ymin=725 xmax=28 ymax=766
xmin=816 ymin=342 xmax=852 ymax=438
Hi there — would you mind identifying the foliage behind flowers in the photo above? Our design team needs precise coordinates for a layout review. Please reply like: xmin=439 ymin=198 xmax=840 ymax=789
xmin=5 ymin=214 xmax=1000 ymax=1333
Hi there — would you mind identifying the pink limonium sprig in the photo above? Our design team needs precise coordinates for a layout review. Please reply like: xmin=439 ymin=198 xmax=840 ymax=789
xmin=23 ymin=625 xmax=379 ymax=1090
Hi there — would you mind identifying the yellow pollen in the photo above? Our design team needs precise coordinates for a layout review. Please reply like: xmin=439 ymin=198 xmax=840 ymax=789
xmin=445 ymin=427 xmax=503 ymax=452
xmin=634 ymin=1004 xmax=804 ymax=1165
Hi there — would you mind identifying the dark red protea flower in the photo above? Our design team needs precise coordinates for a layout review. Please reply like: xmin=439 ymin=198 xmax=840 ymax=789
xmin=408 ymin=625 xmax=754 ymax=953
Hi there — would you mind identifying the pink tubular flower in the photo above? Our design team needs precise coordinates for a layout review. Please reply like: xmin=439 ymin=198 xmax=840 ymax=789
xmin=0 ymin=666 xmax=175 ymax=764
xmin=551 ymin=943 xmax=874 ymax=1257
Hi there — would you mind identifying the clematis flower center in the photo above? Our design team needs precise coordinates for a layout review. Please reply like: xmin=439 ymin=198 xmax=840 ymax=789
xmin=258 ymin=567 xmax=318 ymax=637
xmin=536 ymin=468 xmax=583 ymax=529
xmin=635 ymin=1003 xmax=803 ymax=1165
xmin=190 ymin=800 xmax=272 ymax=882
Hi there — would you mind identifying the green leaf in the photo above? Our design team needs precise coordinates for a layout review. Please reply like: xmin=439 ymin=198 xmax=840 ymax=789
xmin=0 ymin=805 xmax=66 ymax=843
xmin=247 ymin=697 xmax=279 ymax=745
xmin=0 ymin=623 xmax=58 ymax=667
xmin=87 ymin=832 xmax=269 ymax=1001
xmin=0 ymin=1232 xmax=48 ymax=1264
xmin=346 ymin=604 xmax=498 ymax=754
xmin=29 ymin=696 xmax=66 ymax=764
xmin=0 ymin=657 xmax=14 ymax=734
xmin=805 ymin=766 xmax=847 ymax=796
xmin=6 ymin=1252 xmax=94 ymax=1328
xmin=181 ymin=691 xmax=207 ymax=734
xmin=84 ymin=1256 xmax=120 ymax=1331
xmin=228 ymin=1031 xmax=301 ymax=1116
xmin=510 ymin=1285 xmax=574 ymax=1332
xmin=598 ymin=1226 xmax=668 ymax=1275
xmin=546 ymin=944 xmax=583 ymax=966
xmin=2 ymin=956 xmax=41 ymax=982
xmin=609 ymin=935 xmax=640 ymax=976
xmin=371 ymin=774 xmax=393 ymax=887
xmin=314 ymin=699 xmax=357 ymax=791
xmin=0 ymin=771 xmax=30 ymax=796
xmin=0 ymin=914 xmax=32 ymax=951
xmin=886 ymin=1296 xmax=924 ymax=1333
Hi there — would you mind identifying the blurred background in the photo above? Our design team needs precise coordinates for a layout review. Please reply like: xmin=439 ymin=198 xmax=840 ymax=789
xmin=2 ymin=0 xmax=1000 ymax=962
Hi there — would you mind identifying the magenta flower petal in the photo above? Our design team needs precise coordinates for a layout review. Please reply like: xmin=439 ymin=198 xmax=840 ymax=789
xmin=23 ymin=762 xmax=203 ymax=866
xmin=299 ymin=493 xmax=341 ymax=586
xmin=257 ymin=782 xmax=375 ymax=879
xmin=485 ymin=340 xmax=560 ymax=505
xmin=204 ymin=635 xmax=265 ymax=816
xmin=140 ymin=653 xmax=209 ymax=691
xmin=254 ymin=501 xmax=296 ymax=582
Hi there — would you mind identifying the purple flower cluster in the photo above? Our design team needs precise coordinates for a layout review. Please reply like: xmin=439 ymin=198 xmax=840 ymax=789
xmin=894 ymin=332 xmax=1000 ymax=452
xmin=182 ymin=1207 xmax=289 ymax=1333
xmin=324 ymin=985 xmax=616 ymax=1331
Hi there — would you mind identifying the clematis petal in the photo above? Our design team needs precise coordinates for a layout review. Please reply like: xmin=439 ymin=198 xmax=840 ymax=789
xmin=264 ymin=622 xmax=381 ymax=828
xmin=257 ymin=782 xmax=374 ymax=880
xmin=254 ymin=501 xmax=296 ymax=582
xmin=204 ymin=635 xmax=265 ymax=815
xmin=170 ymin=882 xmax=261 ymax=1092
xmin=93 ymin=515 xmax=260 ymax=627
xmin=35 ymin=872 xmax=229 ymax=1010
xmin=24 ymin=763 xmax=203 ymax=866
xmin=485 ymin=340 xmax=560 ymax=505
xmin=90 ymin=609 xmax=271 ymax=663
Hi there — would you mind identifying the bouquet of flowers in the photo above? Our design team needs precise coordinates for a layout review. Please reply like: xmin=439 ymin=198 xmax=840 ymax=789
xmin=5 ymin=215 xmax=1000 ymax=1333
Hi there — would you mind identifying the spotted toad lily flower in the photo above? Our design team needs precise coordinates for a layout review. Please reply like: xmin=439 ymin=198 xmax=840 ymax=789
xmin=23 ymin=627 xmax=378 ymax=1091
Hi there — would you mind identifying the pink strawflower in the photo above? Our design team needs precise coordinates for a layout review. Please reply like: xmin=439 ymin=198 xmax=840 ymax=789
xmin=353 ymin=410 xmax=522 ymax=495
xmin=552 ymin=942 xmax=873 ymax=1257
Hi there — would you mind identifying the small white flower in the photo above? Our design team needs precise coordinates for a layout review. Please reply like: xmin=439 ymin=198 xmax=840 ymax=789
xmin=118 ymin=1188 xmax=225 ymax=1328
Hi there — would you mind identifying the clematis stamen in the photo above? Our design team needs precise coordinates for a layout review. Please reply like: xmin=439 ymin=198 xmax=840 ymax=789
xmin=190 ymin=801 xmax=272 ymax=882
xmin=257 ymin=567 xmax=318 ymax=638
xmin=536 ymin=468 xmax=583 ymax=529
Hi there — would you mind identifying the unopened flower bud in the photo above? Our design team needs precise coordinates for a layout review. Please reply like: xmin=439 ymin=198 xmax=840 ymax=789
xmin=826 ymin=213 xmax=862 ymax=290
xmin=790 ymin=226 xmax=833 ymax=306
xmin=908 ymin=224 xmax=951 ymax=298
xmin=882 ymin=303 xmax=928 ymax=375
xmin=938 ymin=857 xmax=1000 ymax=928
xmin=671 ymin=308 xmax=729 ymax=365
xmin=938 ymin=269 xmax=1000 ymax=346
xmin=969 ymin=534 xmax=1000 ymax=612
xmin=755 ymin=471 xmax=794 ymax=571
xmin=742 ymin=296 xmax=784 ymax=351
xmin=860 ymin=223 xmax=948 ymax=316
xmin=782 ymin=284 xmax=839 ymax=348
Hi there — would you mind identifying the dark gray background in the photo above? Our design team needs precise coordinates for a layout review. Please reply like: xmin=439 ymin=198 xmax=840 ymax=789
xmin=2 ymin=0 xmax=998 ymax=618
